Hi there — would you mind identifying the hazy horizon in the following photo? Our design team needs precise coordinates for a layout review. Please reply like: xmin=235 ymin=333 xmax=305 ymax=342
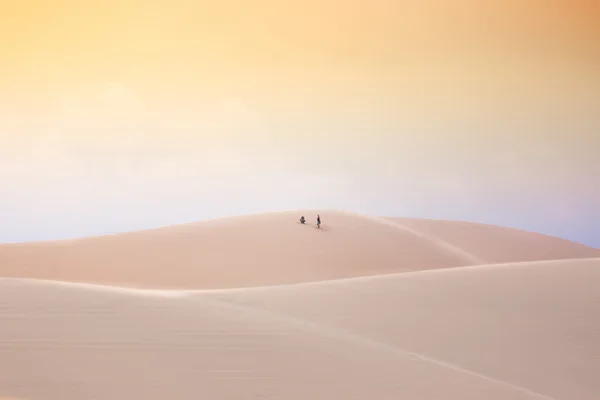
xmin=1 ymin=0 xmax=599 ymax=247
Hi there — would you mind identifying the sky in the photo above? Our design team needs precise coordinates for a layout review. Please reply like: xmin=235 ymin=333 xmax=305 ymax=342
xmin=1 ymin=0 xmax=599 ymax=247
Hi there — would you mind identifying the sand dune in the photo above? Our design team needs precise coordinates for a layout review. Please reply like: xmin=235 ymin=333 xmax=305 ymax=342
xmin=387 ymin=217 xmax=600 ymax=264
xmin=1 ymin=211 xmax=597 ymax=289
xmin=205 ymin=258 xmax=600 ymax=400
xmin=1 ymin=211 xmax=598 ymax=399
xmin=1 ymin=258 xmax=598 ymax=400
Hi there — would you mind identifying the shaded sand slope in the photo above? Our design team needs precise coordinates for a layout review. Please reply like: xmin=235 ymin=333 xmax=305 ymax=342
xmin=1 ymin=258 xmax=598 ymax=400
xmin=1 ymin=211 xmax=598 ymax=289
xmin=208 ymin=258 xmax=600 ymax=400
xmin=387 ymin=217 xmax=600 ymax=263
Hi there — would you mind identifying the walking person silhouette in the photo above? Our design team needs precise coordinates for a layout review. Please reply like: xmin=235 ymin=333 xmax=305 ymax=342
xmin=316 ymin=214 xmax=321 ymax=229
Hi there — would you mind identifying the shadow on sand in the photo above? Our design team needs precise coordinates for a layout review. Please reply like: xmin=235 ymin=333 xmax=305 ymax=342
xmin=296 ymin=222 xmax=328 ymax=231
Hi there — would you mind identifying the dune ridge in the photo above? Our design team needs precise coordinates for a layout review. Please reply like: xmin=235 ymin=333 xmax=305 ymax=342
xmin=1 ymin=210 xmax=598 ymax=290
xmin=2 ymin=255 xmax=599 ymax=295
xmin=387 ymin=216 xmax=600 ymax=263
xmin=338 ymin=210 xmax=487 ymax=264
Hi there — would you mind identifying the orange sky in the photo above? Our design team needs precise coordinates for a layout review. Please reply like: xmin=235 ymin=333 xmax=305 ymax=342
xmin=1 ymin=0 xmax=598 ymax=152
xmin=0 ymin=0 xmax=599 ymax=245
xmin=1 ymin=0 xmax=598 ymax=93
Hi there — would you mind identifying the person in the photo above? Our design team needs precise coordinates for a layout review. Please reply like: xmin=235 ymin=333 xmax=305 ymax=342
xmin=300 ymin=216 xmax=306 ymax=224
xmin=316 ymin=214 xmax=321 ymax=229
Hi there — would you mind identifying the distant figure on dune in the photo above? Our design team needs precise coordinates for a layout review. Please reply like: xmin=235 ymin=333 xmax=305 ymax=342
xmin=300 ymin=216 xmax=306 ymax=224
xmin=316 ymin=214 xmax=321 ymax=229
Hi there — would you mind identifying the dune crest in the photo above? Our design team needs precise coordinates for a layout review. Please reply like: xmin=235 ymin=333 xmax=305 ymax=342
xmin=1 ymin=210 xmax=598 ymax=290
xmin=387 ymin=217 xmax=600 ymax=264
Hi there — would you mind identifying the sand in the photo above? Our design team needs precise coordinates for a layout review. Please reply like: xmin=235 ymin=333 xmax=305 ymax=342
xmin=387 ymin=217 xmax=600 ymax=264
xmin=1 ymin=210 xmax=598 ymax=289
xmin=1 ymin=211 xmax=599 ymax=399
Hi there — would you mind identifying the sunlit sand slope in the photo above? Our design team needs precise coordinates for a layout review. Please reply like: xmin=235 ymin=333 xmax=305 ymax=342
xmin=2 ymin=211 xmax=597 ymax=289
xmin=1 ymin=258 xmax=598 ymax=400
xmin=387 ymin=217 xmax=600 ymax=263
xmin=206 ymin=257 xmax=600 ymax=400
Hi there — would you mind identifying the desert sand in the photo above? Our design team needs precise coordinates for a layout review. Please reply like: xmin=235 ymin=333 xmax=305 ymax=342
xmin=1 ymin=210 xmax=598 ymax=289
xmin=0 ymin=211 xmax=599 ymax=400
xmin=387 ymin=217 xmax=600 ymax=264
